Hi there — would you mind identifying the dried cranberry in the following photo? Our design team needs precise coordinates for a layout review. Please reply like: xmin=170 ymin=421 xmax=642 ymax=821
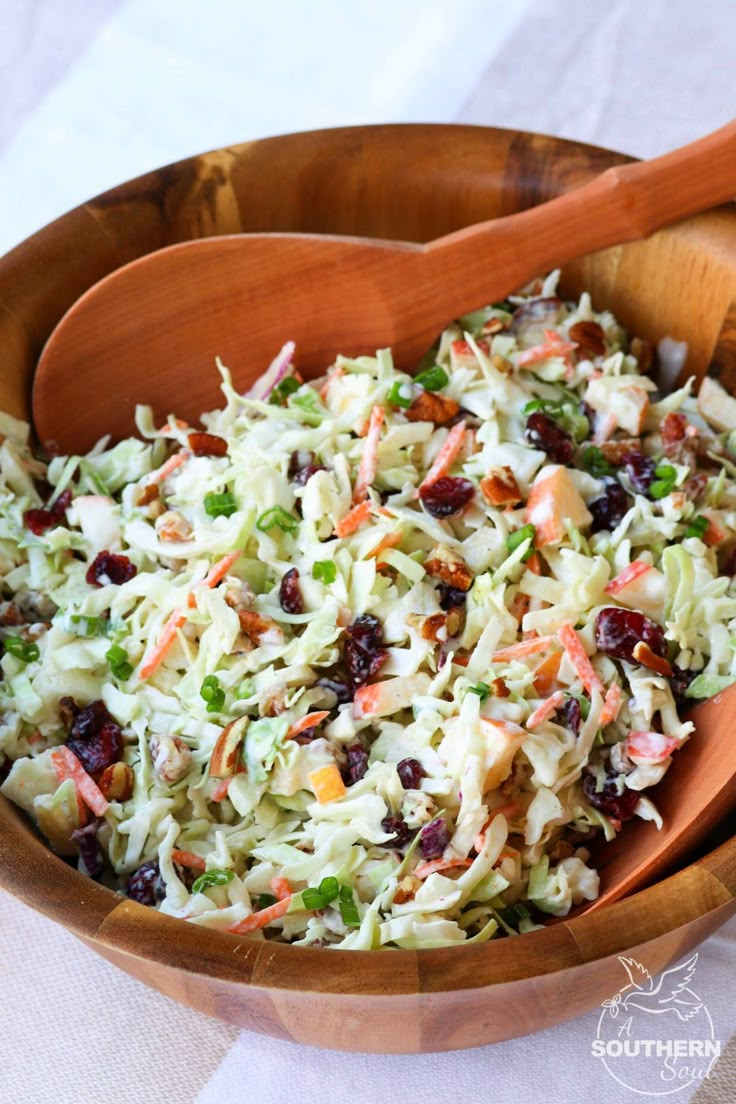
xmin=437 ymin=584 xmax=467 ymax=610
xmin=589 ymin=479 xmax=631 ymax=533
xmin=344 ymin=744 xmax=369 ymax=784
xmin=66 ymin=700 xmax=123 ymax=776
xmin=279 ymin=567 xmax=303 ymax=613
xmin=524 ymin=412 xmax=574 ymax=464
xmin=595 ymin=607 xmax=666 ymax=664
xmin=71 ymin=820 xmax=104 ymax=877
xmin=380 ymin=814 xmax=412 ymax=848
xmin=419 ymin=818 xmax=449 ymax=859
xmin=397 ymin=757 xmax=425 ymax=789
xmin=419 ymin=476 xmax=475 ymax=518
xmin=670 ymin=665 xmax=696 ymax=706
xmin=126 ymin=860 xmax=166 ymax=906
xmin=721 ymin=547 xmax=736 ymax=577
xmin=582 ymin=767 xmax=641 ymax=821
xmin=289 ymin=450 xmax=327 ymax=487
xmin=24 ymin=489 xmax=72 ymax=536
xmin=316 ymin=677 xmax=352 ymax=706
xmin=555 ymin=697 xmax=582 ymax=735
xmin=85 ymin=550 xmax=137 ymax=587
xmin=624 ymin=452 xmax=657 ymax=495
xmin=343 ymin=614 xmax=388 ymax=689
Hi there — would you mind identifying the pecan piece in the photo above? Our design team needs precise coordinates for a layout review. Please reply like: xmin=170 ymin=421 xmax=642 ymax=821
xmin=237 ymin=610 xmax=284 ymax=647
xmin=405 ymin=390 xmax=460 ymax=426
xmin=150 ymin=735 xmax=193 ymax=784
xmin=660 ymin=411 xmax=697 ymax=468
xmin=155 ymin=510 xmax=193 ymax=542
xmin=630 ymin=336 xmax=654 ymax=374
xmin=632 ymin=640 xmax=673 ymax=677
xmin=569 ymin=320 xmax=606 ymax=359
xmin=480 ymin=466 xmax=522 ymax=506
xmin=135 ymin=483 xmax=161 ymax=507
xmin=393 ymin=874 xmax=422 ymax=905
xmin=188 ymin=432 xmax=228 ymax=457
xmin=98 ymin=761 xmax=135 ymax=801
xmin=423 ymin=544 xmax=474 ymax=592
xmin=599 ymin=437 xmax=642 ymax=463
xmin=480 ymin=316 xmax=508 ymax=336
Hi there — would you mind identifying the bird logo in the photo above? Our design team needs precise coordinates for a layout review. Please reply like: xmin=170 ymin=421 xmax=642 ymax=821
xmin=602 ymin=953 xmax=704 ymax=1022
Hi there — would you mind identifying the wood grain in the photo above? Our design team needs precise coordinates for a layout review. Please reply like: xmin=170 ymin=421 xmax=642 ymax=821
xmin=32 ymin=120 xmax=736 ymax=452
xmin=1 ymin=123 xmax=736 ymax=1052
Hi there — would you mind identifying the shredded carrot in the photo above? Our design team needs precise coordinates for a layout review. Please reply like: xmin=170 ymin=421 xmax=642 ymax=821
xmin=526 ymin=552 xmax=543 ymax=575
xmin=286 ymin=711 xmax=330 ymax=739
xmin=188 ymin=550 xmax=241 ymax=608
xmin=227 ymin=894 xmax=293 ymax=935
xmin=491 ymin=636 xmax=555 ymax=664
xmin=473 ymin=803 xmax=518 ymax=853
xmin=413 ymin=857 xmax=472 ymax=880
xmin=353 ymin=404 xmax=384 ymax=504
xmin=211 ymin=777 xmax=233 ymax=803
xmin=334 ymin=499 xmax=372 ymax=537
xmin=557 ymin=621 xmax=604 ymax=695
xmin=139 ymin=609 xmax=188 ymax=679
xmin=419 ymin=421 xmax=466 ymax=489
xmin=172 ymin=849 xmax=207 ymax=872
xmin=533 ymin=650 xmax=563 ymax=695
xmin=148 ymin=450 xmax=189 ymax=485
xmin=158 ymin=418 xmax=190 ymax=435
xmin=308 ymin=762 xmax=347 ymax=804
xmin=517 ymin=329 xmax=577 ymax=369
xmin=51 ymin=747 xmax=109 ymax=817
xmin=366 ymin=530 xmax=402 ymax=561
xmin=509 ymin=590 xmax=530 ymax=625
xmin=452 ymin=654 xmax=469 ymax=667
xmin=318 ymin=365 xmax=344 ymax=400
xmin=599 ymin=682 xmax=623 ymax=726
xmin=270 ymin=876 xmax=292 ymax=901
xmin=604 ymin=560 xmax=650 ymax=595
xmin=526 ymin=690 xmax=566 ymax=728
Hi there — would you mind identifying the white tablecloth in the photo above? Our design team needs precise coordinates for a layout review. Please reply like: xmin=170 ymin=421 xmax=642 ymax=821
xmin=1 ymin=1 xmax=735 ymax=1100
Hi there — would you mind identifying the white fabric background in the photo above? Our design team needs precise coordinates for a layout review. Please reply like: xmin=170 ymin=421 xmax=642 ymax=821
xmin=1 ymin=1 xmax=735 ymax=1101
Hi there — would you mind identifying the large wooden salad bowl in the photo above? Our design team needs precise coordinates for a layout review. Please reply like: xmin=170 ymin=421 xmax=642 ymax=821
xmin=1 ymin=124 xmax=735 ymax=1052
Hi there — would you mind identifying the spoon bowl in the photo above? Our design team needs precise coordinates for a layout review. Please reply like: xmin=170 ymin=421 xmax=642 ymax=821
xmin=33 ymin=120 xmax=736 ymax=453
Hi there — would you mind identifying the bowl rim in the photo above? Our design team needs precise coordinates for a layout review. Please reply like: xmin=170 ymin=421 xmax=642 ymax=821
xmin=1 ymin=122 xmax=735 ymax=998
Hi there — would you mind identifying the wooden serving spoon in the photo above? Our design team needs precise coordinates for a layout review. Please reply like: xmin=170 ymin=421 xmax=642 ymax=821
xmin=34 ymin=119 xmax=736 ymax=454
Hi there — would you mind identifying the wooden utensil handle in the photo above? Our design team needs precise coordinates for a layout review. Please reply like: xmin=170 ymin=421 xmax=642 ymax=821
xmin=426 ymin=118 xmax=736 ymax=310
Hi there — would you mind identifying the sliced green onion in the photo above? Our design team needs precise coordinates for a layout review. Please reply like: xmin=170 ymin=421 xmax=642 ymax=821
xmin=204 ymin=491 xmax=237 ymax=518
xmin=654 ymin=463 xmax=676 ymax=479
xmin=268 ymin=375 xmax=300 ymax=405
xmin=523 ymin=398 xmax=562 ymax=416
xmin=686 ymin=515 xmax=709 ymax=539
xmin=105 ymin=643 xmax=133 ymax=681
xmin=581 ymin=446 xmax=613 ymax=477
xmin=466 ymin=681 xmax=491 ymax=703
xmin=387 ymin=379 xmax=414 ymax=408
xmin=256 ymin=506 xmax=298 ymax=533
xmin=200 ymin=675 xmax=226 ymax=713
xmin=3 ymin=637 xmax=40 ymax=664
xmin=191 ymin=869 xmax=235 ymax=893
xmin=414 ymin=365 xmax=449 ymax=391
xmin=318 ymin=876 xmax=339 ymax=904
xmin=649 ymin=479 xmax=674 ymax=500
xmin=312 ymin=560 xmax=337 ymax=584
xmin=68 ymin=614 xmax=109 ymax=638
xmin=257 ymin=892 xmax=278 ymax=910
xmin=301 ymin=886 xmax=326 ymax=910
xmin=338 ymin=884 xmax=361 ymax=927
xmin=506 ymin=523 xmax=536 ymax=561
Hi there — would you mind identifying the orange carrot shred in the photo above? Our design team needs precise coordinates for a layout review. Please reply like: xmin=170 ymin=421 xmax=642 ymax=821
xmin=491 ymin=636 xmax=555 ymax=663
xmin=517 ymin=329 xmax=577 ymax=369
xmin=188 ymin=550 xmax=241 ymax=608
xmin=270 ymin=876 xmax=292 ymax=901
xmin=227 ymin=894 xmax=293 ymax=935
xmin=211 ymin=777 xmax=233 ymax=803
xmin=334 ymin=499 xmax=372 ymax=538
xmin=139 ymin=608 xmax=188 ymax=679
xmin=353 ymin=404 xmax=384 ymax=504
xmin=473 ymin=803 xmax=518 ymax=853
xmin=526 ymin=690 xmax=565 ymax=728
xmin=558 ymin=621 xmax=604 ymax=695
xmin=533 ymin=650 xmax=562 ymax=695
xmin=148 ymin=450 xmax=189 ymax=484
xmin=419 ymin=421 xmax=466 ymax=489
xmin=286 ymin=711 xmax=331 ymax=739
xmin=413 ymin=857 xmax=472 ymax=880
xmin=51 ymin=747 xmax=109 ymax=817
xmin=599 ymin=682 xmax=623 ymax=726
xmin=172 ymin=849 xmax=207 ymax=872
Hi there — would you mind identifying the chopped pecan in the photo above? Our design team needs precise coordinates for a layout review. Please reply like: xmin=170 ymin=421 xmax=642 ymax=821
xmin=237 ymin=610 xmax=284 ymax=647
xmin=569 ymin=320 xmax=606 ymax=359
xmin=405 ymin=390 xmax=460 ymax=426
xmin=393 ymin=874 xmax=422 ymax=905
xmin=599 ymin=437 xmax=642 ymax=463
xmin=660 ymin=411 xmax=697 ymax=468
xmin=98 ymin=761 xmax=135 ymax=801
xmin=155 ymin=510 xmax=193 ymax=542
xmin=135 ymin=483 xmax=161 ymax=507
xmin=188 ymin=432 xmax=228 ymax=457
xmin=548 ymin=837 xmax=576 ymax=863
xmin=491 ymin=353 xmax=513 ymax=376
xmin=681 ymin=472 xmax=708 ymax=502
xmin=0 ymin=602 xmax=25 ymax=627
xmin=492 ymin=677 xmax=510 ymax=699
xmin=480 ymin=466 xmax=522 ymax=506
xmin=409 ymin=606 xmax=464 ymax=643
xmin=423 ymin=544 xmax=474 ymax=592
xmin=150 ymin=735 xmax=192 ymax=783
xmin=632 ymin=640 xmax=673 ymax=677
xmin=480 ymin=316 xmax=508 ymax=336
xmin=630 ymin=336 xmax=654 ymax=374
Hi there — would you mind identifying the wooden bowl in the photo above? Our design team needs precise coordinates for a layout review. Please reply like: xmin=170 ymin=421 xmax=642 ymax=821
xmin=1 ymin=124 xmax=735 ymax=1053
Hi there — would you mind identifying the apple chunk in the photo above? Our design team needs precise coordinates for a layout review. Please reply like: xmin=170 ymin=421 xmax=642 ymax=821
xmin=210 ymin=716 xmax=249 ymax=778
xmin=526 ymin=465 xmax=592 ymax=546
